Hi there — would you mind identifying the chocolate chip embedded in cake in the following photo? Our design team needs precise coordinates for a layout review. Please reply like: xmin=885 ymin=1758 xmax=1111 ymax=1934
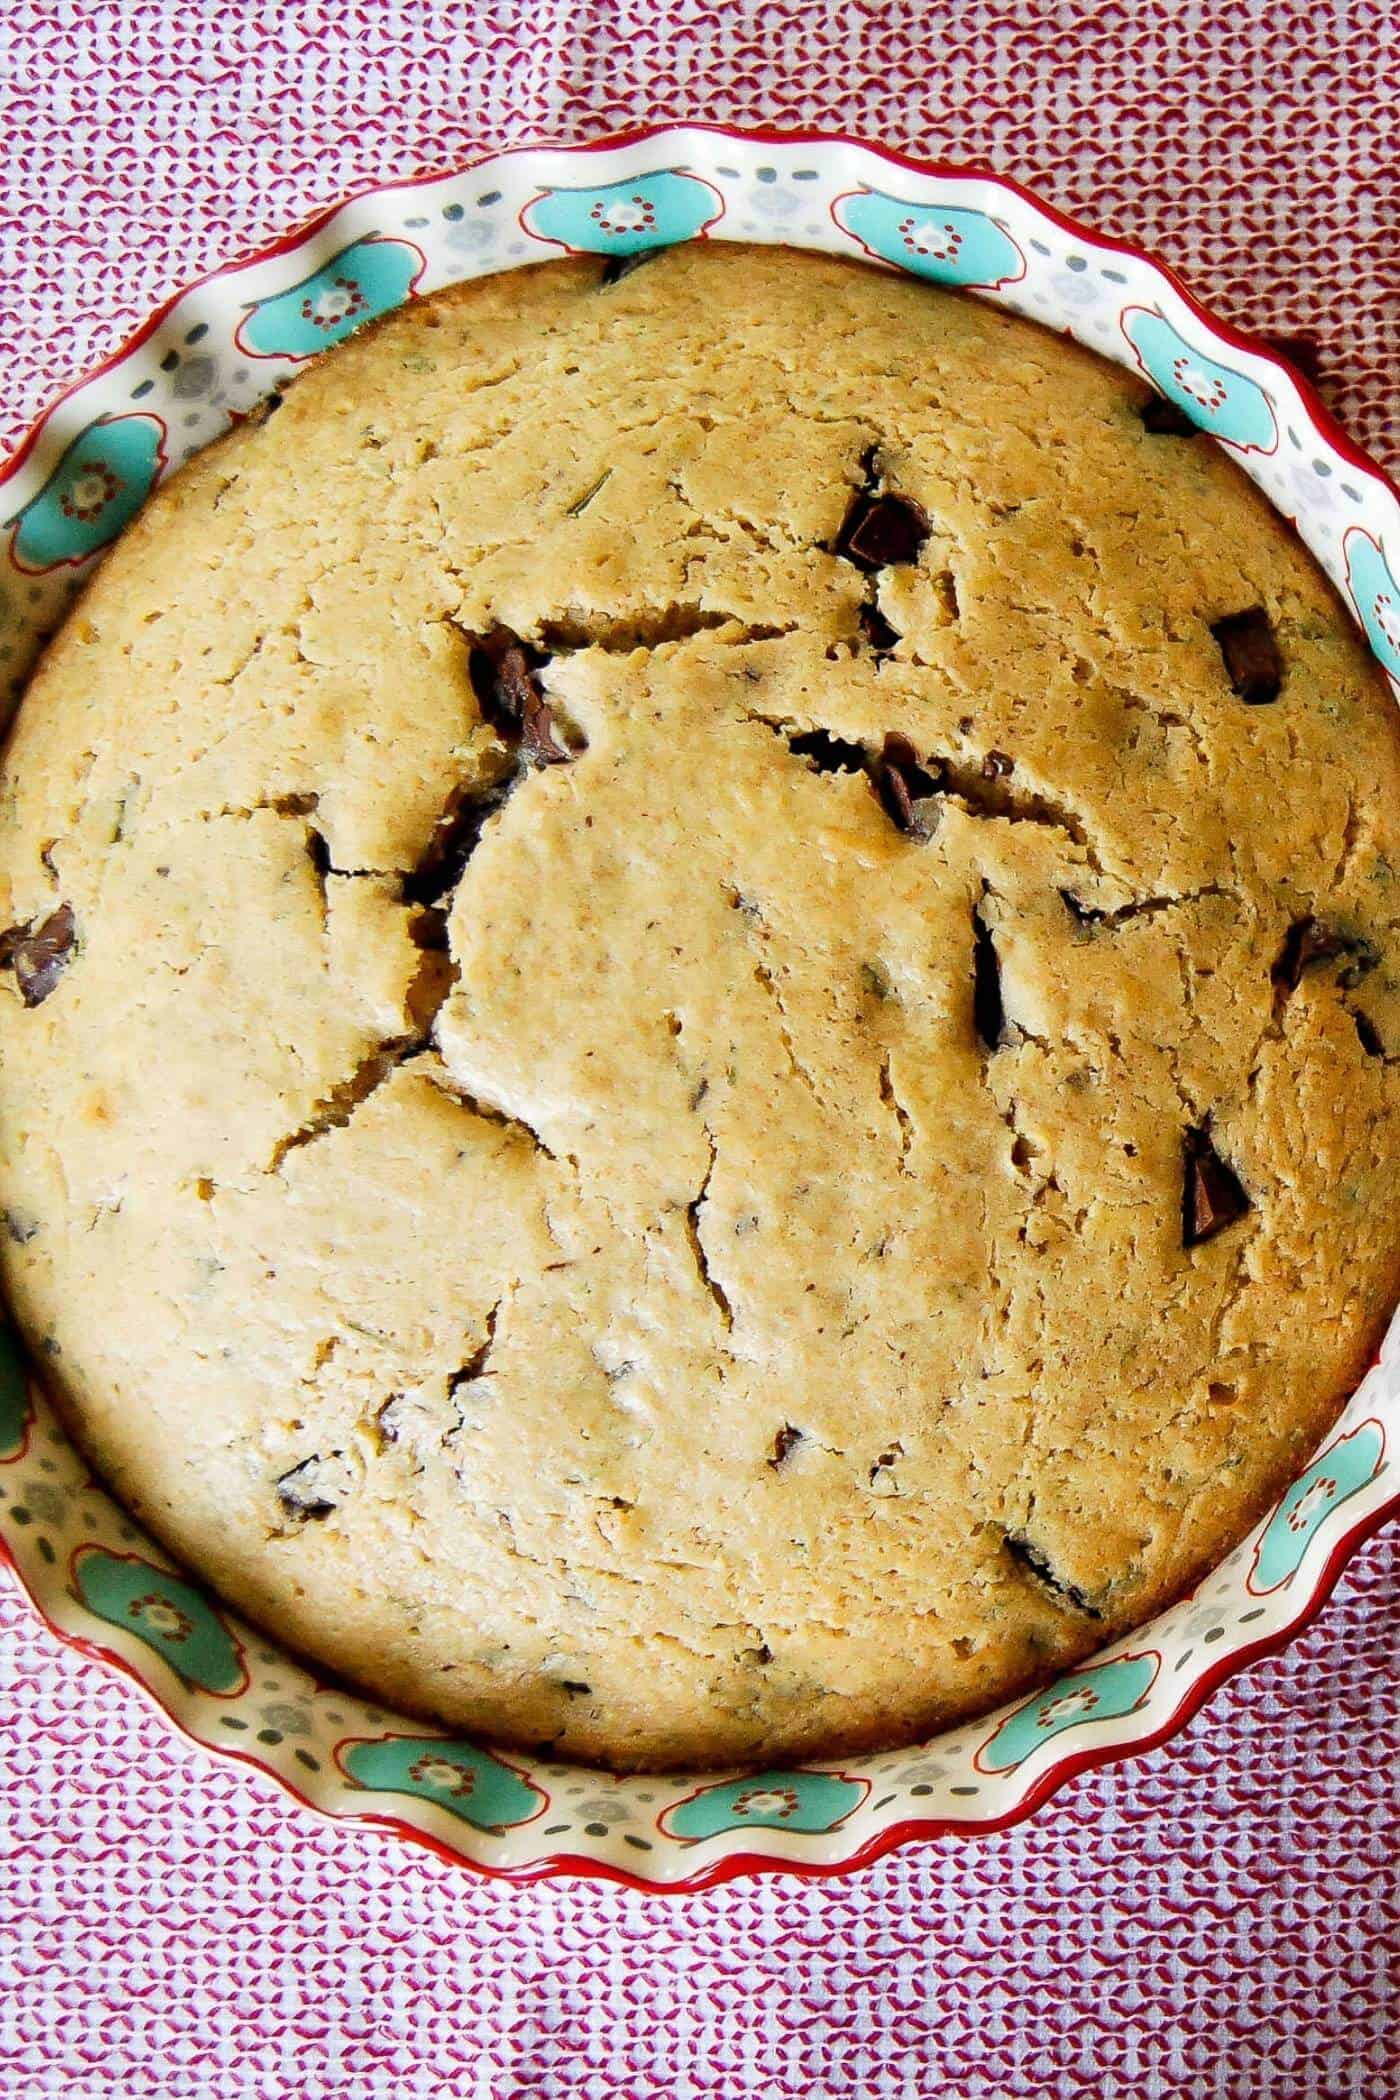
xmin=1212 ymin=606 xmax=1283 ymax=704
xmin=0 ymin=902 xmax=76 ymax=1008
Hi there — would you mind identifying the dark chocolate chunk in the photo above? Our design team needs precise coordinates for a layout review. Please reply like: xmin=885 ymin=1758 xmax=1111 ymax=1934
xmin=1354 ymin=1009 xmax=1385 ymax=1058
xmin=1004 ymin=1531 xmax=1103 ymax=1617
xmin=982 ymin=749 xmax=1014 ymax=779
xmin=561 ymin=1680 xmax=592 ymax=1696
xmin=0 ymin=902 xmax=76 ymax=1007
xmin=468 ymin=628 xmax=572 ymax=764
xmin=874 ymin=733 xmax=941 ymax=839
xmin=769 ymin=1423 xmax=805 ymax=1469
xmin=869 ymin=1442 xmax=903 ymax=1482
xmin=787 ymin=728 xmax=868 ymax=775
xmin=275 ymin=1455 xmax=341 ymax=1520
xmin=466 ymin=632 xmax=529 ymax=737
xmin=1272 ymin=917 xmax=1341 ymax=993
xmin=858 ymin=599 xmax=900 ymax=653
xmin=1211 ymin=607 xmax=1282 ymax=705
xmin=1272 ymin=917 xmax=1377 ymax=996
xmin=599 ymin=248 xmax=670 ymax=287
xmin=1140 ymin=392 xmax=1198 ymax=437
xmin=520 ymin=695 xmax=572 ymax=767
xmin=835 ymin=492 xmax=930 ymax=571
xmin=972 ymin=893 xmax=1005 ymax=1051
xmin=1183 ymin=1126 xmax=1251 ymax=1246
xmin=1272 ymin=916 xmax=1340 ymax=992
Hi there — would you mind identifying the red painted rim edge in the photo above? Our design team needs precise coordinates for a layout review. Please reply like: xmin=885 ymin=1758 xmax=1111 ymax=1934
xmin=1 ymin=121 xmax=1396 ymax=1896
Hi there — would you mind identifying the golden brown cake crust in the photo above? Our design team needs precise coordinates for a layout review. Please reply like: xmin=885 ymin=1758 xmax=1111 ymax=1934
xmin=1 ymin=246 xmax=1397 ymax=1769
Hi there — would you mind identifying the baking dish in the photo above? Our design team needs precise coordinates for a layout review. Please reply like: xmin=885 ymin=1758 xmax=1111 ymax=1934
xmin=2 ymin=123 xmax=1397 ymax=1891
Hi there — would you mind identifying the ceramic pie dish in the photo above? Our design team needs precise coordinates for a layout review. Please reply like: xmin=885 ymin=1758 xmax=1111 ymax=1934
xmin=1 ymin=123 xmax=1397 ymax=1893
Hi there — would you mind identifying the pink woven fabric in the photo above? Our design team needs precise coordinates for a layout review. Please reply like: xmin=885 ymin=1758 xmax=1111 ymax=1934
xmin=1 ymin=5 xmax=1397 ymax=2094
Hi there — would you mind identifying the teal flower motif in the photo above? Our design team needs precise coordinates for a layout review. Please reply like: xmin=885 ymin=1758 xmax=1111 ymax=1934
xmin=336 ymin=1734 xmax=546 ymax=1832
xmin=976 ymin=1652 xmax=1159 ymax=1773
xmin=521 ymin=171 xmax=724 ymax=257
xmin=660 ymin=1769 xmax=868 ymax=1841
xmin=236 ymin=237 xmax=426 ymax=360
xmin=7 ymin=414 xmax=166 ymax=573
xmin=1343 ymin=530 xmax=1400 ymax=681
xmin=831 ymin=190 xmax=1025 ymax=289
xmin=1250 ymin=1420 xmax=1385 ymax=1594
xmin=0 ymin=1322 xmax=30 ymax=1461
xmin=72 ymin=1546 xmax=249 ymax=1694
xmin=1122 ymin=309 xmax=1278 ymax=453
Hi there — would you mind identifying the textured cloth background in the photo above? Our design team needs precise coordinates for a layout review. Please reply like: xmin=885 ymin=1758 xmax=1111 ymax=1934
xmin=0 ymin=4 xmax=1397 ymax=2096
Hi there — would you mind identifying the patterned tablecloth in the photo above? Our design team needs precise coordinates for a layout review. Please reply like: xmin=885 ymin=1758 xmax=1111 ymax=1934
xmin=1 ymin=6 xmax=1396 ymax=2096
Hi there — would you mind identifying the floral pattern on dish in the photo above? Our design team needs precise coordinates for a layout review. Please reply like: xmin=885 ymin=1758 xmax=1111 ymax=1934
xmin=831 ymin=190 xmax=1025 ymax=288
xmin=1343 ymin=529 xmax=1400 ymax=681
xmin=976 ymin=1653 xmax=1160 ymax=1773
xmin=520 ymin=171 xmax=724 ymax=257
xmin=235 ymin=237 xmax=427 ymax=360
xmin=1121 ymin=308 xmax=1278 ymax=454
xmin=1249 ymin=1420 xmax=1385 ymax=1593
xmin=660 ymin=1769 xmax=869 ymax=1840
xmin=335 ymin=1733 xmax=547 ymax=1832
xmin=6 ymin=414 xmax=167 ymax=572
xmin=71 ymin=1546 xmax=249 ymax=1695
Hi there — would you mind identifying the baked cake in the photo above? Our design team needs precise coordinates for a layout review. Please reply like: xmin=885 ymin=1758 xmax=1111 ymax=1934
xmin=1 ymin=245 xmax=1396 ymax=1769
